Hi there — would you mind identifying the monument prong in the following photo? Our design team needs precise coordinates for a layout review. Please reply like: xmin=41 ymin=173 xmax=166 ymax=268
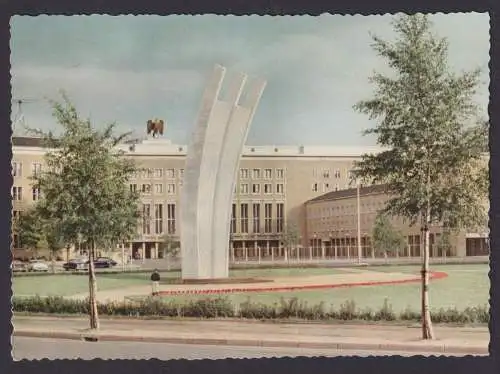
xmin=180 ymin=65 xmax=266 ymax=280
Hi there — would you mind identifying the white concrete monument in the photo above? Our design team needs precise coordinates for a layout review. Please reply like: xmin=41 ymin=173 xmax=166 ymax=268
xmin=180 ymin=65 xmax=267 ymax=279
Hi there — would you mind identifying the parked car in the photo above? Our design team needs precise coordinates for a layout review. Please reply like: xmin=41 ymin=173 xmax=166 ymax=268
xmin=27 ymin=259 xmax=49 ymax=272
xmin=94 ymin=257 xmax=118 ymax=268
xmin=12 ymin=260 xmax=27 ymax=272
xmin=63 ymin=258 xmax=89 ymax=271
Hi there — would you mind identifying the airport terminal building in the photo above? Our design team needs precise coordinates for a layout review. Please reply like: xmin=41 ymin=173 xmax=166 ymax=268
xmin=11 ymin=135 xmax=488 ymax=260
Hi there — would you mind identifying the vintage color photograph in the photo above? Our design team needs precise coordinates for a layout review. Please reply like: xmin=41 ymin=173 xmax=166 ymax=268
xmin=10 ymin=13 xmax=490 ymax=360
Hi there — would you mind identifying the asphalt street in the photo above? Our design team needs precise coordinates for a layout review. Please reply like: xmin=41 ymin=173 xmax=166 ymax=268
xmin=12 ymin=337 xmax=472 ymax=360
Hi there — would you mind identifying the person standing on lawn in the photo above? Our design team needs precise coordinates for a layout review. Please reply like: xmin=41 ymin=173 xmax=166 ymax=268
xmin=150 ymin=269 xmax=161 ymax=296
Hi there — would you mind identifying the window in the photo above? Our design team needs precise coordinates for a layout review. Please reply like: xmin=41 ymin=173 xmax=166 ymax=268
xmin=240 ymin=203 xmax=249 ymax=233
xmin=166 ymin=169 xmax=175 ymax=179
xmin=252 ymin=168 xmax=261 ymax=179
xmin=142 ymin=204 xmax=151 ymax=235
xmin=276 ymin=168 xmax=284 ymax=179
xmin=12 ymin=186 xmax=22 ymax=201
xmin=167 ymin=204 xmax=176 ymax=234
xmin=252 ymin=203 xmax=260 ymax=233
xmin=276 ymin=203 xmax=284 ymax=233
xmin=141 ymin=184 xmax=152 ymax=194
xmin=240 ymin=169 xmax=249 ymax=179
xmin=252 ymin=183 xmax=260 ymax=194
xmin=231 ymin=204 xmax=237 ymax=233
xmin=167 ymin=184 xmax=176 ymax=194
xmin=12 ymin=162 xmax=22 ymax=177
xmin=32 ymin=187 xmax=41 ymax=201
xmin=142 ymin=168 xmax=153 ymax=179
xmin=334 ymin=169 xmax=341 ymax=178
xmin=264 ymin=168 xmax=272 ymax=179
xmin=264 ymin=203 xmax=273 ymax=233
xmin=154 ymin=183 xmax=163 ymax=194
xmin=154 ymin=168 xmax=163 ymax=178
xmin=32 ymin=163 xmax=42 ymax=177
xmin=154 ymin=203 xmax=164 ymax=234
xmin=179 ymin=169 xmax=184 ymax=179
xmin=129 ymin=184 xmax=137 ymax=193
xmin=264 ymin=183 xmax=272 ymax=194
xmin=323 ymin=183 xmax=330 ymax=192
xmin=334 ymin=184 xmax=339 ymax=191
xmin=240 ymin=183 xmax=249 ymax=194
xmin=276 ymin=183 xmax=284 ymax=194
xmin=323 ymin=169 xmax=330 ymax=178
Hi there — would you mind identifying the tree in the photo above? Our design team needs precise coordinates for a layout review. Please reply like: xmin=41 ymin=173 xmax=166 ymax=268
xmin=16 ymin=208 xmax=44 ymax=257
xmin=351 ymin=14 xmax=487 ymax=340
xmin=158 ymin=233 xmax=180 ymax=270
xmin=30 ymin=93 xmax=141 ymax=330
xmin=371 ymin=212 xmax=407 ymax=262
xmin=281 ymin=223 xmax=300 ymax=261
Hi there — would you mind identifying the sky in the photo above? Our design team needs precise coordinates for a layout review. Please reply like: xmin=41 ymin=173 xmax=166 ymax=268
xmin=10 ymin=13 xmax=490 ymax=146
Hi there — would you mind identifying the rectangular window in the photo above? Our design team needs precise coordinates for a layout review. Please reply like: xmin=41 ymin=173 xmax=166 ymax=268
xmin=12 ymin=186 xmax=22 ymax=201
xmin=32 ymin=187 xmax=41 ymax=201
xmin=141 ymin=168 xmax=154 ymax=179
xmin=166 ymin=169 xmax=175 ymax=179
xmin=240 ymin=168 xmax=249 ymax=179
xmin=142 ymin=204 xmax=151 ymax=235
xmin=32 ymin=163 xmax=42 ymax=177
xmin=240 ymin=183 xmax=249 ymax=194
xmin=252 ymin=168 xmax=261 ymax=179
xmin=141 ymin=184 xmax=152 ymax=194
xmin=264 ymin=183 xmax=273 ymax=194
xmin=179 ymin=169 xmax=184 ymax=179
xmin=264 ymin=168 xmax=273 ymax=179
xmin=334 ymin=169 xmax=341 ymax=178
xmin=167 ymin=204 xmax=176 ymax=234
xmin=12 ymin=162 xmax=22 ymax=177
xmin=323 ymin=169 xmax=331 ymax=178
xmin=252 ymin=203 xmax=260 ymax=234
xmin=276 ymin=183 xmax=284 ymax=194
xmin=276 ymin=203 xmax=284 ymax=233
xmin=154 ymin=203 xmax=164 ymax=234
xmin=231 ymin=204 xmax=237 ymax=233
xmin=154 ymin=168 xmax=163 ymax=178
xmin=264 ymin=203 xmax=272 ymax=233
xmin=154 ymin=183 xmax=163 ymax=194
xmin=252 ymin=183 xmax=260 ymax=194
xmin=323 ymin=183 xmax=330 ymax=192
xmin=312 ymin=183 xmax=319 ymax=192
xmin=167 ymin=183 xmax=176 ymax=194
xmin=240 ymin=203 xmax=249 ymax=234
xmin=129 ymin=184 xmax=137 ymax=193
xmin=276 ymin=168 xmax=284 ymax=179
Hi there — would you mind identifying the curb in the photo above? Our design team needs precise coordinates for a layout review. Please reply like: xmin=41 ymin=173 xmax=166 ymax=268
xmin=13 ymin=328 xmax=487 ymax=355
xmin=157 ymin=271 xmax=448 ymax=296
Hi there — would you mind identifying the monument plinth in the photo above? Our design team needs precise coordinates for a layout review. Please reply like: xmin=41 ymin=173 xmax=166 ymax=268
xmin=180 ymin=65 xmax=266 ymax=280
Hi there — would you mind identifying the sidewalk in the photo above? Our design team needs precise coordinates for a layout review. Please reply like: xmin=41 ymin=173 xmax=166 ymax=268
xmin=12 ymin=316 xmax=489 ymax=355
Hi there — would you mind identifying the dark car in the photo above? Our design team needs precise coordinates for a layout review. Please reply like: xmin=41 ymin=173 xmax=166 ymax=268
xmin=94 ymin=257 xmax=118 ymax=268
xmin=63 ymin=258 xmax=89 ymax=271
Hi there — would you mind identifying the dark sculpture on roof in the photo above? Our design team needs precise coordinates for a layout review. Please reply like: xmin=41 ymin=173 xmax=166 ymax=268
xmin=147 ymin=119 xmax=165 ymax=138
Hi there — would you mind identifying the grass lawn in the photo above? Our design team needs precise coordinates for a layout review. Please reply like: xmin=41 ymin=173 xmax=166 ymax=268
xmin=145 ymin=264 xmax=490 ymax=313
xmin=13 ymin=264 xmax=489 ymax=312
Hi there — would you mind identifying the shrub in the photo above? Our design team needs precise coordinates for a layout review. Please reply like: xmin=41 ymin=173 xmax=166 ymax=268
xmin=11 ymin=295 xmax=489 ymax=324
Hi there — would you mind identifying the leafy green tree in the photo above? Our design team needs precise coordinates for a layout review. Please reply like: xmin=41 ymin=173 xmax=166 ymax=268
xmin=372 ymin=213 xmax=407 ymax=262
xmin=30 ymin=93 xmax=141 ymax=330
xmin=16 ymin=209 xmax=43 ymax=256
xmin=281 ymin=223 xmax=300 ymax=261
xmin=159 ymin=233 xmax=180 ymax=270
xmin=351 ymin=14 xmax=487 ymax=339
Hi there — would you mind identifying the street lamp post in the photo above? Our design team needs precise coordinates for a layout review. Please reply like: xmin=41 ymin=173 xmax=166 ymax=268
xmin=356 ymin=182 xmax=362 ymax=264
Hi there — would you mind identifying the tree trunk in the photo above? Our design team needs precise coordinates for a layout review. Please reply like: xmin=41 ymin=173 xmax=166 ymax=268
xmin=50 ymin=252 xmax=56 ymax=274
xmin=88 ymin=241 xmax=100 ymax=330
xmin=421 ymin=205 xmax=434 ymax=339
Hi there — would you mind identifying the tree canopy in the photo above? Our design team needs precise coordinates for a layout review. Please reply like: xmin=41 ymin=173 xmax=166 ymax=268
xmin=371 ymin=213 xmax=406 ymax=256
xmin=351 ymin=14 xmax=488 ymax=232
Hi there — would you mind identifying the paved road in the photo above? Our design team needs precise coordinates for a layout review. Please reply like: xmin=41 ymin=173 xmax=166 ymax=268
xmin=12 ymin=337 xmax=470 ymax=360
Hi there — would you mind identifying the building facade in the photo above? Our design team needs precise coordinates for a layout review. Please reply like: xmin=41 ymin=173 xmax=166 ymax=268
xmin=11 ymin=136 xmax=384 ymax=260
xmin=305 ymin=185 xmax=489 ymax=259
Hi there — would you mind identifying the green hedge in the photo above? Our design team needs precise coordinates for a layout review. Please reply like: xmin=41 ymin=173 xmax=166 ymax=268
xmin=12 ymin=295 xmax=489 ymax=324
